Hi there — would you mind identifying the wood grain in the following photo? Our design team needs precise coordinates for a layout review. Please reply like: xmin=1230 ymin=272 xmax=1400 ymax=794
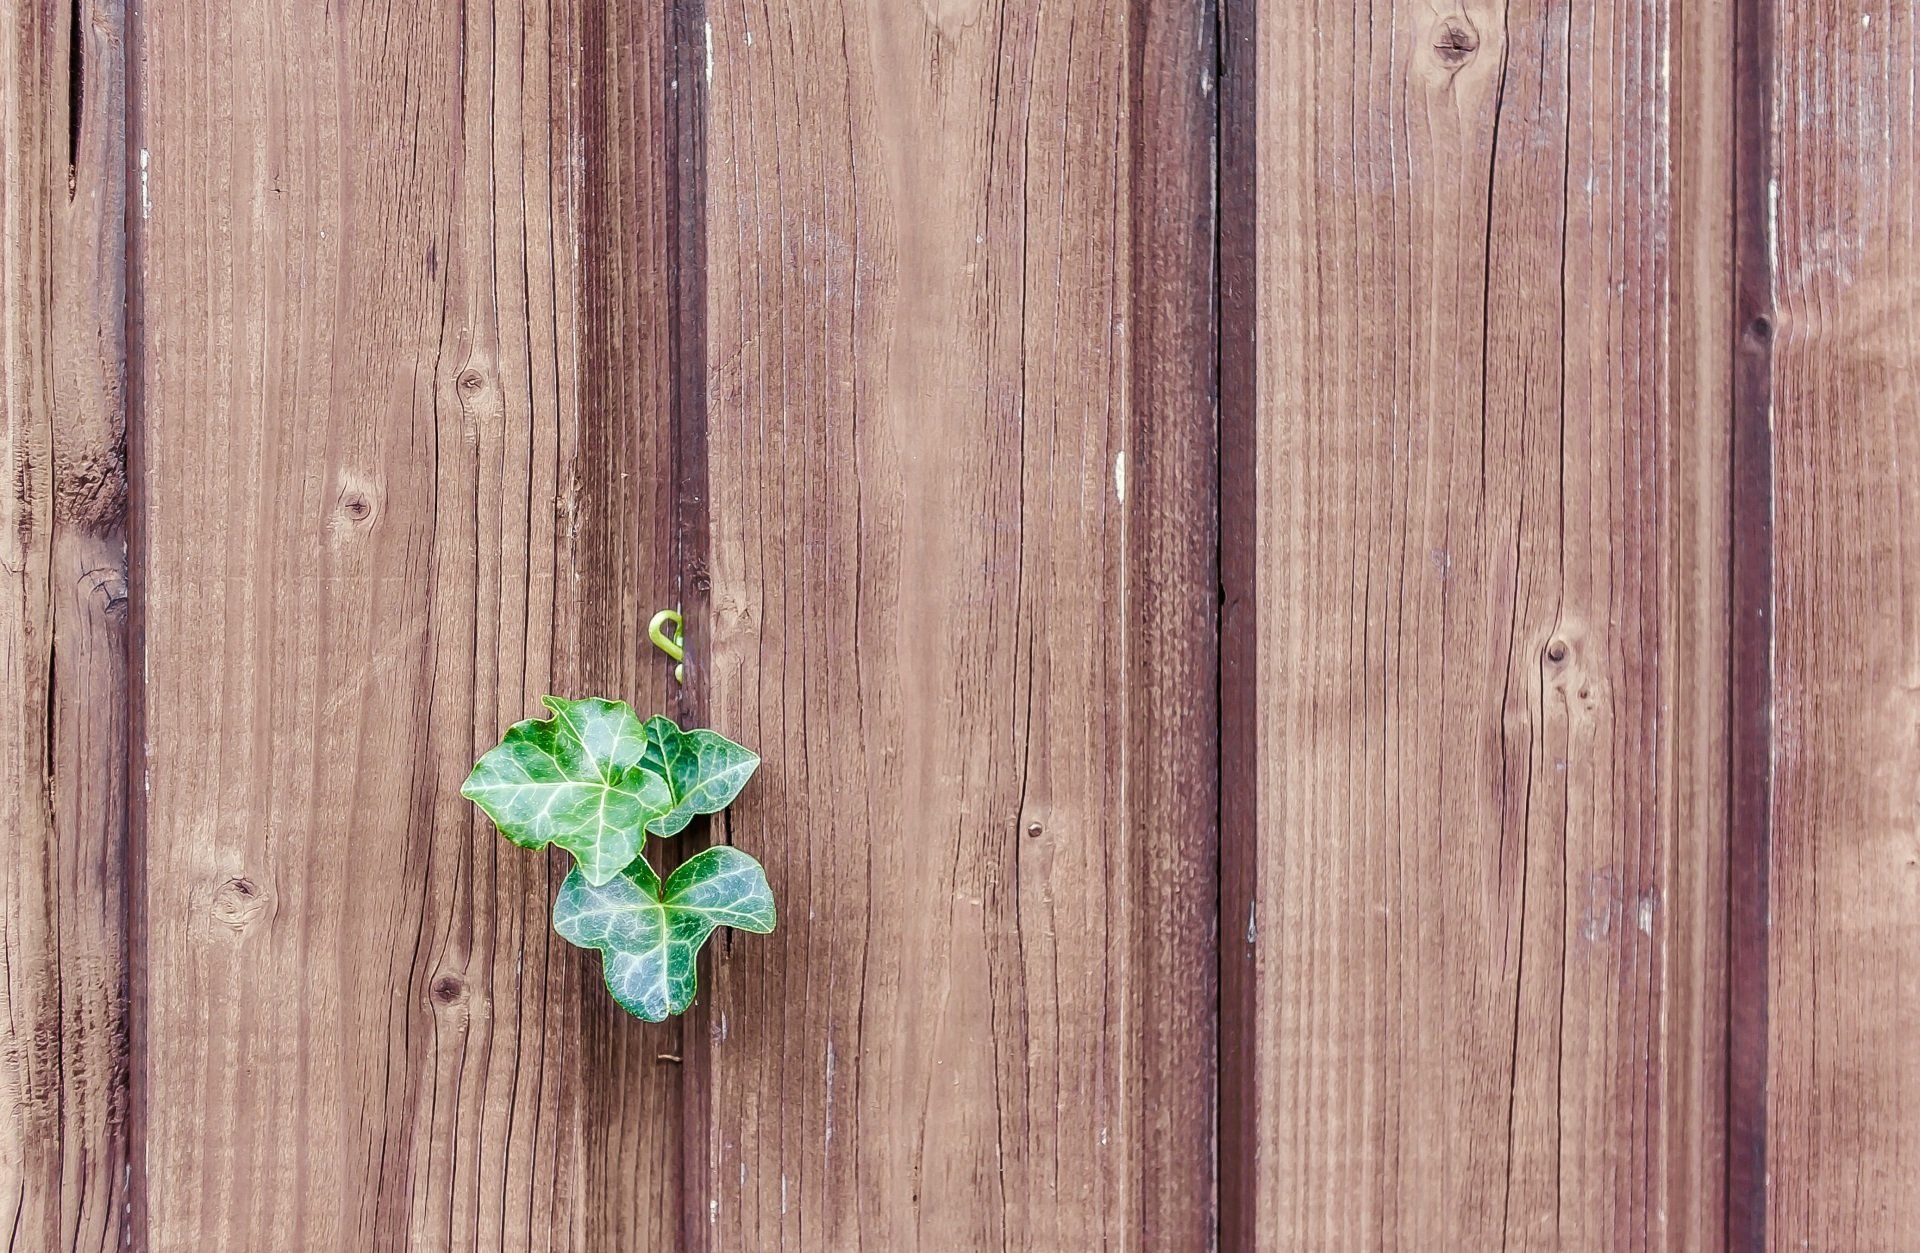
xmin=1246 ymin=1 xmax=1728 ymax=1245
xmin=1764 ymin=3 xmax=1920 ymax=1248
xmin=131 ymin=1 xmax=638 ymax=1246
xmin=1217 ymin=0 xmax=1259 ymax=1245
xmin=695 ymin=0 xmax=1216 ymax=1244
xmin=1127 ymin=0 xmax=1220 ymax=1246
xmin=1727 ymin=0 xmax=1773 ymax=1244
xmin=14 ymin=0 xmax=1920 ymax=1242
xmin=571 ymin=0 xmax=688 ymax=1245
xmin=0 ymin=3 xmax=132 ymax=1248
xmin=1671 ymin=2 xmax=1736 ymax=1248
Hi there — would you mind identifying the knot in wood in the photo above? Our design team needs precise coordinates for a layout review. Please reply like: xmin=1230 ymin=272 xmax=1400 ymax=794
xmin=81 ymin=566 xmax=129 ymax=617
xmin=210 ymin=876 xmax=268 ymax=932
xmin=1432 ymin=16 xmax=1479 ymax=68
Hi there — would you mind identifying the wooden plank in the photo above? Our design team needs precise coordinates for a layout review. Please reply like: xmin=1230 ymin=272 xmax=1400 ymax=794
xmin=1727 ymin=0 xmax=1773 ymax=1244
xmin=1245 ymin=1 xmax=1728 ymax=1244
xmin=1127 ymin=0 xmax=1220 ymax=1247
xmin=0 ymin=6 xmax=62 ymax=1226
xmin=1764 ymin=4 xmax=1920 ymax=1248
xmin=1670 ymin=2 xmax=1737 ymax=1249
xmin=130 ymin=2 xmax=668 ymax=1245
xmin=1218 ymin=0 xmax=1260 ymax=1245
xmin=662 ymin=0 xmax=713 ymax=1242
xmin=572 ymin=2 xmax=688 ymax=1247
xmin=695 ymin=0 xmax=1216 ymax=1243
xmin=0 ymin=3 xmax=132 ymax=1248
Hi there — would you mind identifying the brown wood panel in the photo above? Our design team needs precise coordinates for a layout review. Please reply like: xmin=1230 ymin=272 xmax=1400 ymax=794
xmin=1245 ymin=1 xmax=1728 ymax=1245
xmin=129 ymin=1 xmax=678 ymax=1245
xmin=572 ymin=0 xmax=689 ymax=1245
xmin=0 ymin=3 xmax=132 ymax=1249
xmin=1765 ymin=4 xmax=1920 ymax=1248
xmin=1727 ymin=0 xmax=1773 ymax=1243
xmin=1671 ymin=3 xmax=1737 ymax=1249
xmin=1218 ymin=0 xmax=1260 ymax=1245
xmin=695 ymin=0 xmax=1216 ymax=1244
xmin=1127 ymin=0 xmax=1220 ymax=1246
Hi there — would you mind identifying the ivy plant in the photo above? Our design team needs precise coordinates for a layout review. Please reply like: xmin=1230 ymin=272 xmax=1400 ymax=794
xmin=635 ymin=715 xmax=759 ymax=838
xmin=463 ymin=696 xmax=773 ymax=1021
xmin=553 ymin=846 xmax=774 ymax=1020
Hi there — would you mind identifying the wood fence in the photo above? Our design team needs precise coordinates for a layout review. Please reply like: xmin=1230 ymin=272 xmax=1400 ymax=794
xmin=0 ymin=0 xmax=1914 ymax=1248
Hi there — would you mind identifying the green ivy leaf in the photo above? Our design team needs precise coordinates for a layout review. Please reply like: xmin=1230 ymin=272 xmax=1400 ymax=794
xmin=552 ymin=845 xmax=775 ymax=1021
xmin=462 ymin=696 xmax=672 ymax=886
xmin=637 ymin=716 xmax=760 ymax=838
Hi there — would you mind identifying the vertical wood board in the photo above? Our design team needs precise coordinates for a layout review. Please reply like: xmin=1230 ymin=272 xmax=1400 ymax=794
xmin=1765 ymin=3 xmax=1920 ymax=1248
xmin=131 ymin=2 xmax=630 ymax=1245
xmin=573 ymin=0 xmax=690 ymax=1244
xmin=0 ymin=3 xmax=132 ymax=1248
xmin=1246 ymin=1 xmax=1729 ymax=1244
xmin=695 ymin=0 xmax=1218 ymax=1245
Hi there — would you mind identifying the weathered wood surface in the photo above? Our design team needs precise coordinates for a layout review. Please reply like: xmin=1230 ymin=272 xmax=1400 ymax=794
xmin=0 ymin=3 xmax=132 ymax=1249
xmin=1728 ymin=0 xmax=1774 ymax=1244
xmin=1127 ymin=0 xmax=1221 ymax=1246
xmin=7 ymin=0 xmax=1920 ymax=1247
xmin=1765 ymin=4 xmax=1920 ymax=1249
xmin=131 ymin=0 xmax=656 ymax=1246
xmin=1240 ymin=1 xmax=1731 ymax=1245
xmin=573 ymin=1 xmax=689 ymax=1245
xmin=695 ymin=0 xmax=1217 ymax=1245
